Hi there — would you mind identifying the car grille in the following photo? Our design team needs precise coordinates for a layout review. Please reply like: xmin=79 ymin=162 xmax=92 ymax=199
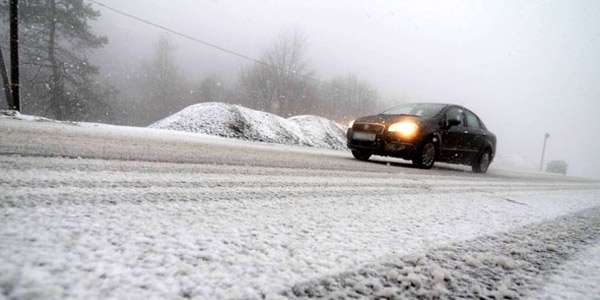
xmin=352 ymin=122 xmax=385 ymax=134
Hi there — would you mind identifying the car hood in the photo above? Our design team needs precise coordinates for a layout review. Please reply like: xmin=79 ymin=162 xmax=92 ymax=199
xmin=354 ymin=114 xmax=422 ymax=125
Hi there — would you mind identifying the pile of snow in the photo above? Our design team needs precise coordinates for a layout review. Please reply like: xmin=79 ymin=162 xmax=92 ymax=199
xmin=287 ymin=115 xmax=348 ymax=150
xmin=149 ymin=102 xmax=348 ymax=150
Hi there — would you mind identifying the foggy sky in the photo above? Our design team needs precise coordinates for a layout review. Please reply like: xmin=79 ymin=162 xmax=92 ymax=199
xmin=90 ymin=0 xmax=600 ymax=179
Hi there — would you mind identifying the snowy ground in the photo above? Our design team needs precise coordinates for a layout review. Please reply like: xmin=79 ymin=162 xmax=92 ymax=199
xmin=149 ymin=102 xmax=348 ymax=150
xmin=1 ymin=115 xmax=600 ymax=299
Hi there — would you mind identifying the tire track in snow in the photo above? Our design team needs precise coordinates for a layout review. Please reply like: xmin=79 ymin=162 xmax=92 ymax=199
xmin=2 ymin=156 xmax=598 ymax=208
xmin=1 ymin=154 xmax=600 ymax=299
xmin=279 ymin=206 xmax=600 ymax=299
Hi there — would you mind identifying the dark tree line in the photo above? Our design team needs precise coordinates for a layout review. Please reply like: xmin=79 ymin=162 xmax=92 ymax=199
xmin=1 ymin=3 xmax=388 ymax=125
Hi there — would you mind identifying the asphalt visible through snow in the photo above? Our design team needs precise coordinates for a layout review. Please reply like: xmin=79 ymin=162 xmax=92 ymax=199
xmin=1 ymin=117 xmax=600 ymax=299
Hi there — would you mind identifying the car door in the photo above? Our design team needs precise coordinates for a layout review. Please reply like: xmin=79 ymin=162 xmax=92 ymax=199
xmin=439 ymin=107 xmax=470 ymax=162
xmin=463 ymin=110 xmax=487 ymax=162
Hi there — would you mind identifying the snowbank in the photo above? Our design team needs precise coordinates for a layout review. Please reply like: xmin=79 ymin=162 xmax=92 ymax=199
xmin=149 ymin=102 xmax=348 ymax=150
xmin=287 ymin=115 xmax=348 ymax=150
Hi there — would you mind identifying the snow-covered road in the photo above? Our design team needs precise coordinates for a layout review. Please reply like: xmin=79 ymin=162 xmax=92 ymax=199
xmin=1 ymin=117 xmax=600 ymax=299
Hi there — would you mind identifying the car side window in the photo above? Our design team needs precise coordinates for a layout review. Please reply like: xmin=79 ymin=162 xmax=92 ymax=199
xmin=446 ymin=108 xmax=464 ymax=126
xmin=465 ymin=111 xmax=481 ymax=128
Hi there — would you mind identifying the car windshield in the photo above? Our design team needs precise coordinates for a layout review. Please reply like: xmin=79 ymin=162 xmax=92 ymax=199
xmin=381 ymin=103 xmax=446 ymax=118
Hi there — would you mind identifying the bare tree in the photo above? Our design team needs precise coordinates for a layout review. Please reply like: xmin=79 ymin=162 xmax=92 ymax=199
xmin=238 ymin=27 xmax=316 ymax=116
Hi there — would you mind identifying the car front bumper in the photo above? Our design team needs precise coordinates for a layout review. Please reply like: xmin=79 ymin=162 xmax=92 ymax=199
xmin=346 ymin=128 xmax=418 ymax=159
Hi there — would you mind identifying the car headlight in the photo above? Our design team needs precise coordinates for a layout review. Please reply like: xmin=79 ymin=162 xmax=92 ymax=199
xmin=388 ymin=121 xmax=419 ymax=138
xmin=348 ymin=119 xmax=355 ymax=128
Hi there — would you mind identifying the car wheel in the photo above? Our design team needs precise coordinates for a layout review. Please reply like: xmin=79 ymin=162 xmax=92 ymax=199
xmin=413 ymin=140 xmax=436 ymax=169
xmin=472 ymin=149 xmax=491 ymax=173
xmin=351 ymin=150 xmax=371 ymax=161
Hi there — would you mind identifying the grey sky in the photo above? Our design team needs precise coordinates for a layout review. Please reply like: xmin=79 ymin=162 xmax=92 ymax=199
xmin=91 ymin=0 xmax=600 ymax=178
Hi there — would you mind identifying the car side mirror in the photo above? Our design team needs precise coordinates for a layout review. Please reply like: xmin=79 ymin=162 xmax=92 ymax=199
xmin=447 ymin=119 xmax=461 ymax=128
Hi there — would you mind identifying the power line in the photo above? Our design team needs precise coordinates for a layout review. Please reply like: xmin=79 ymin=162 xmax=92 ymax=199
xmin=86 ymin=0 xmax=328 ymax=85
xmin=86 ymin=0 xmax=397 ymax=106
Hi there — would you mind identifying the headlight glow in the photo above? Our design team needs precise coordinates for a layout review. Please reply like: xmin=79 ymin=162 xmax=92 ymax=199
xmin=348 ymin=119 xmax=355 ymax=128
xmin=388 ymin=122 xmax=419 ymax=138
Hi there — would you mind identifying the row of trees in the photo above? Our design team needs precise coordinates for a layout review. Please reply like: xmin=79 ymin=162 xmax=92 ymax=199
xmin=236 ymin=28 xmax=382 ymax=121
xmin=122 ymin=30 xmax=385 ymax=126
xmin=1 ymin=1 xmax=389 ymax=126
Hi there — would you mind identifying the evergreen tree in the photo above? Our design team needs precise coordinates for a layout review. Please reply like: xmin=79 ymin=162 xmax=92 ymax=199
xmin=319 ymin=74 xmax=380 ymax=122
xmin=195 ymin=75 xmax=227 ymax=104
xmin=0 ymin=0 xmax=115 ymax=121
xmin=132 ymin=35 xmax=191 ymax=125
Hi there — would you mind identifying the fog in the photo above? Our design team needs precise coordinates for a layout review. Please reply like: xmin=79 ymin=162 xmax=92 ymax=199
xmin=89 ymin=0 xmax=600 ymax=179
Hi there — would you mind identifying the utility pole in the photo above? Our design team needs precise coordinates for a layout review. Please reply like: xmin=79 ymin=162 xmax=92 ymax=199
xmin=539 ymin=132 xmax=550 ymax=171
xmin=10 ymin=0 xmax=20 ymax=111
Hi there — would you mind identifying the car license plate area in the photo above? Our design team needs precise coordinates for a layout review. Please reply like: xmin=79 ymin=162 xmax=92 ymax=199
xmin=352 ymin=132 xmax=376 ymax=141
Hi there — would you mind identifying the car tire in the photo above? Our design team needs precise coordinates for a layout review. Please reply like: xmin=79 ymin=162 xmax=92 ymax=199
xmin=472 ymin=149 xmax=491 ymax=173
xmin=351 ymin=150 xmax=371 ymax=161
xmin=413 ymin=140 xmax=436 ymax=169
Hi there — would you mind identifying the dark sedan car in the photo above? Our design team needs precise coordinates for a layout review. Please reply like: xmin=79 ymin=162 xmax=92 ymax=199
xmin=347 ymin=103 xmax=496 ymax=173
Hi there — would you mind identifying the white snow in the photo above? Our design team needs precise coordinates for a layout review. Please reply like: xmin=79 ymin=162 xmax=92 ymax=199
xmin=149 ymin=102 xmax=348 ymax=150
xmin=1 ymin=108 xmax=600 ymax=299
xmin=531 ymin=244 xmax=600 ymax=300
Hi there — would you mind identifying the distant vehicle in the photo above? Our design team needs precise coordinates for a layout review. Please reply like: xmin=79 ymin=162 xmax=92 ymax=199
xmin=347 ymin=103 xmax=497 ymax=173
xmin=547 ymin=160 xmax=568 ymax=175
